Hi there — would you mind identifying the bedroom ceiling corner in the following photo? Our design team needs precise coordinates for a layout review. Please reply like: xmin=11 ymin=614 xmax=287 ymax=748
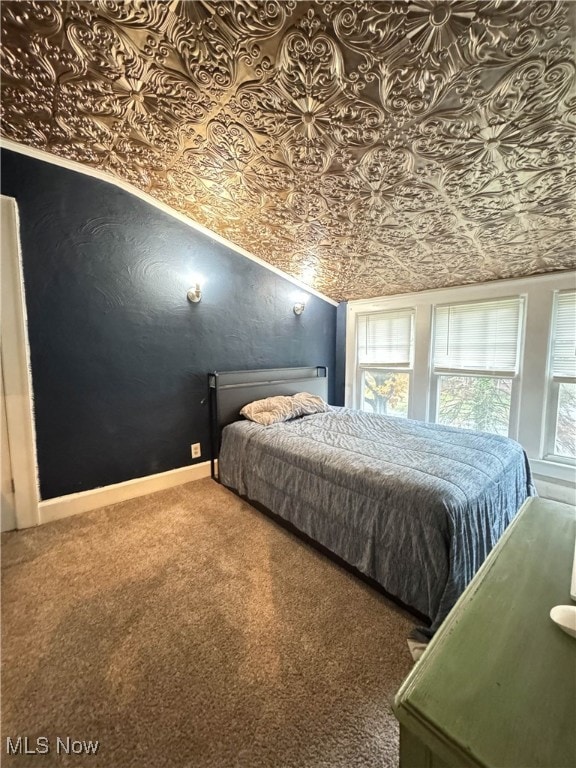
xmin=1 ymin=0 xmax=575 ymax=301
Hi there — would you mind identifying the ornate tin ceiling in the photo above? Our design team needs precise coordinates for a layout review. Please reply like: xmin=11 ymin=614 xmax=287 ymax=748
xmin=1 ymin=1 xmax=575 ymax=301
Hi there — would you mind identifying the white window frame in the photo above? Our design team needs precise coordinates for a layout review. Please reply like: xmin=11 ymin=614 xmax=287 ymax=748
xmin=543 ymin=290 xmax=576 ymax=464
xmin=355 ymin=307 xmax=415 ymax=417
xmin=429 ymin=296 xmax=525 ymax=439
xmin=544 ymin=378 xmax=575 ymax=463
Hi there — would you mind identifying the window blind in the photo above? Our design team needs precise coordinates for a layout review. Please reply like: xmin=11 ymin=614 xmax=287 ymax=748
xmin=551 ymin=290 xmax=576 ymax=379
xmin=433 ymin=296 xmax=523 ymax=374
xmin=357 ymin=308 xmax=414 ymax=366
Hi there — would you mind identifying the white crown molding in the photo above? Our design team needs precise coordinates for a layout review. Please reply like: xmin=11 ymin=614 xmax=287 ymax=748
xmin=39 ymin=461 xmax=215 ymax=525
xmin=1 ymin=139 xmax=338 ymax=307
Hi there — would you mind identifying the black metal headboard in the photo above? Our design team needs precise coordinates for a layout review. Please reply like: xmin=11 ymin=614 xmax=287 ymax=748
xmin=208 ymin=366 xmax=328 ymax=479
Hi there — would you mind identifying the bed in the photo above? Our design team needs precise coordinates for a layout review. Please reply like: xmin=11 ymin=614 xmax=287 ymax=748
xmin=209 ymin=367 xmax=535 ymax=630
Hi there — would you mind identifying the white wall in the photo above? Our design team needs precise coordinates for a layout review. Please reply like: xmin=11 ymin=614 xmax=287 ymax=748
xmin=1 ymin=195 xmax=39 ymax=528
xmin=346 ymin=271 xmax=576 ymax=504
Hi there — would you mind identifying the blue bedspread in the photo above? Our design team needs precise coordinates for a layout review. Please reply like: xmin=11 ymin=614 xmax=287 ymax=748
xmin=219 ymin=408 xmax=535 ymax=629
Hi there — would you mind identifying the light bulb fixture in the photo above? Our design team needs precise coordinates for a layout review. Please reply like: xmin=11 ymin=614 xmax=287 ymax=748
xmin=293 ymin=301 xmax=306 ymax=316
xmin=187 ymin=283 xmax=202 ymax=303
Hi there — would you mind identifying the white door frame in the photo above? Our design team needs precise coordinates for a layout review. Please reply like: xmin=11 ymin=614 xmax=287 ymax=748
xmin=1 ymin=195 xmax=39 ymax=528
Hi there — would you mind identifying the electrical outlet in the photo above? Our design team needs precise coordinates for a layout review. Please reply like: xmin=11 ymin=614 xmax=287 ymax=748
xmin=191 ymin=443 xmax=201 ymax=459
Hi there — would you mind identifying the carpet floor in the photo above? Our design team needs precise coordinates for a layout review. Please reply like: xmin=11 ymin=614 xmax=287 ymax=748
xmin=1 ymin=479 xmax=416 ymax=768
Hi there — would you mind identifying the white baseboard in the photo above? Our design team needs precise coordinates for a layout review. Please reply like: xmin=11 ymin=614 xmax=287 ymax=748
xmin=534 ymin=476 xmax=576 ymax=506
xmin=39 ymin=461 xmax=214 ymax=524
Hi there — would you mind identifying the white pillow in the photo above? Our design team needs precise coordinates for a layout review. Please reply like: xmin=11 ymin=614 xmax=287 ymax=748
xmin=291 ymin=392 xmax=329 ymax=416
xmin=240 ymin=395 xmax=298 ymax=426
xmin=240 ymin=392 xmax=328 ymax=426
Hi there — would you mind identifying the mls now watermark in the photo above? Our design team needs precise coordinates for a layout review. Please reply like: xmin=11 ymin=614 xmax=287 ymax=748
xmin=6 ymin=736 xmax=99 ymax=756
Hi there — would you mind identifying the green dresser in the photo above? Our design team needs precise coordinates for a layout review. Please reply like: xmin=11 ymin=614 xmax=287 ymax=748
xmin=394 ymin=497 xmax=576 ymax=768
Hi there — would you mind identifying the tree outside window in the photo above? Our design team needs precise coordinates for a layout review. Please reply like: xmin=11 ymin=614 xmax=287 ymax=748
xmin=437 ymin=376 xmax=512 ymax=435
xmin=363 ymin=370 xmax=409 ymax=418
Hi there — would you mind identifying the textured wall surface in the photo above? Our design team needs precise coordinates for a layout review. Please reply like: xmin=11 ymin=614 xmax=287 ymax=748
xmin=334 ymin=302 xmax=347 ymax=408
xmin=1 ymin=149 xmax=337 ymax=500
xmin=1 ymin=1 xmax=575 ymax=301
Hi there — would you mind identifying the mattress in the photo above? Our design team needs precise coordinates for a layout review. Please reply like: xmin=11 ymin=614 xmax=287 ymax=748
xmin=218 ymin=407 xmax=535 ymax=629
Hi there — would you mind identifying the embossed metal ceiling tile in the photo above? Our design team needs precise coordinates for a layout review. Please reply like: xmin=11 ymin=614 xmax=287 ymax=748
xmin=1 ymin=0 xmax=576 ymax=300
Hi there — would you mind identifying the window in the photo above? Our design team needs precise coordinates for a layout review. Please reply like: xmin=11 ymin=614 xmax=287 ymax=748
xmin=432 ymin=297 xmax=524 ymax=436
xmin=356 ymin=308 xmax=414 ymax=417
xmin=546 ymin=290 xmax=576 ymax=460
xmin=347 ymin=272 xmax=576 ymax=494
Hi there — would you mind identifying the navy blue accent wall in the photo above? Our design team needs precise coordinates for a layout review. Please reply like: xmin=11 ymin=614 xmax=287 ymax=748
xmin=2 ymin=149 xmax=338 ymax=500
xmin=334 ymin=302 xmax=347 ymax=407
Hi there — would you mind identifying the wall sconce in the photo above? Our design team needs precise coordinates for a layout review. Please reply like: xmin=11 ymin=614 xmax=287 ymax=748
xmin=293 ymin=301 xmax=306 ymax=316
xmin=187 ymin=282 xmax=202 ymax=304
